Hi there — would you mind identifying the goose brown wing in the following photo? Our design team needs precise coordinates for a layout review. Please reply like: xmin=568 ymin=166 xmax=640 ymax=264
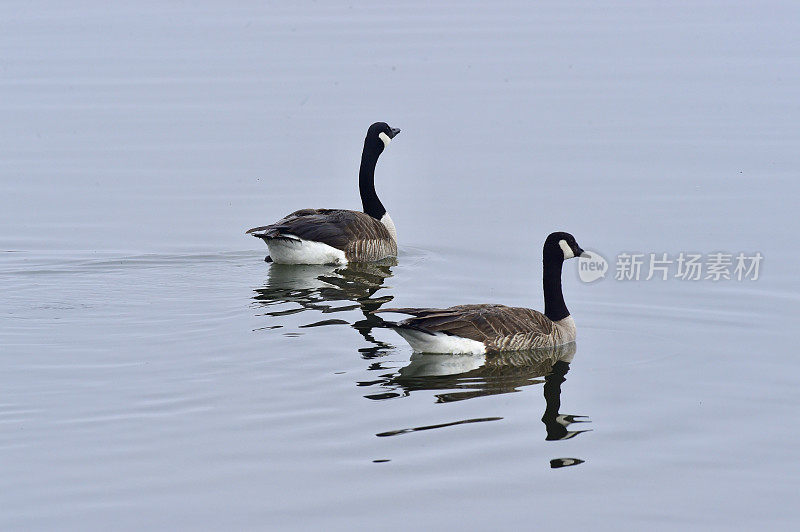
xmin=377 ymin=304 xmax=555 ymax=344
xmin=246 ymin=209 xmax=391 ymax=251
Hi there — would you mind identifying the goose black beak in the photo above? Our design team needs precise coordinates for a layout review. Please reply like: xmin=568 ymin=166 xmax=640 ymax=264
xmin=388 ymin=127 xmax=401 ymax=138
xmin=577 ymin=248 xmax=588 ymax=258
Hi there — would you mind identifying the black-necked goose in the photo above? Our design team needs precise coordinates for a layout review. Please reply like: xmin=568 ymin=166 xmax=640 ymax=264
xmin=376 ymin=232 xmax=587 ymax=353
xmin=247 ymin=122 xmax=400 ymax=264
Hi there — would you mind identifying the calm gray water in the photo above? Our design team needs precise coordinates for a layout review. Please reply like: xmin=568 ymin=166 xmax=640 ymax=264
xmin=2 ymin=1 xmax=799 ymax=530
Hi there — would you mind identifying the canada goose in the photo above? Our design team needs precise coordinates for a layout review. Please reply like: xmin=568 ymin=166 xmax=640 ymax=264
xmin=246 ymin=122 xmax=401 ymax=264
xmin=376 ymin=232 xmax=587 ymax=354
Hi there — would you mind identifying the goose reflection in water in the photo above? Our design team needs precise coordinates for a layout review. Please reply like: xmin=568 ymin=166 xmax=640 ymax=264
xmin=365 ymin=342 xmax=590 ymax=455
xmin=251 ymin=260 xmax=396 ymax=357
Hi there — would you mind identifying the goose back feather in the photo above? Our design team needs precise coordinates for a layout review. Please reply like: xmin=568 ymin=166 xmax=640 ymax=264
xmin=376 ymin=304 xmax=576 ymax=352
xmin=247 ymin=208 xmax=397 ymax=263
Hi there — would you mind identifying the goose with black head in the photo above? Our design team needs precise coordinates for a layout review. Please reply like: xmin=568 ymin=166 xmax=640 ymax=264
xmin=247 ymin=122 xmax=400 ymax=264
xmin=375 ymin=232 xmax=588 ymax=353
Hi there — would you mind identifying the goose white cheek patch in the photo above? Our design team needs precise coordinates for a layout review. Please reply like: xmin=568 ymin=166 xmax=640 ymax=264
xmin=559 ymin=239 xmax=574 ymax=259
xmin=378 ymin=132 xmax=391 ymax=148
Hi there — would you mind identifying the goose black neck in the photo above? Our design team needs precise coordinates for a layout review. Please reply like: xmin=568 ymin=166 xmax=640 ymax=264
xmin=543 ymin=257 xmax=569 ymax=322
xmin=359 ymin=143 xmax=386 ymax=220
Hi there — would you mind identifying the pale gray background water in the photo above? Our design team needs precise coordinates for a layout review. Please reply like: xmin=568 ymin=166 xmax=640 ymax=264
xmin=2 ymin=1 xmax=799 ymax=530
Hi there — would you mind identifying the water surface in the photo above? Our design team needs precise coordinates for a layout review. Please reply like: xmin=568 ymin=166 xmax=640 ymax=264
xmin=2 ymin=1 xmax=799 ymax=530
